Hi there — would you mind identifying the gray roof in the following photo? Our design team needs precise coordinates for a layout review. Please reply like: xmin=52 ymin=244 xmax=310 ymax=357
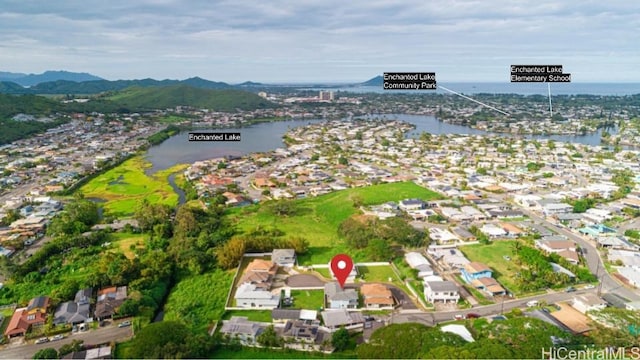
xmin=324 ymin=282 xmax=358 ymax=302
xmin=321 ymin=310 xmax=365 ymax=327
xmin=75 ymin=288 xmax=92 ymax=305
xmin=272 ymin=309 xmax=301 ymax=321
xmin=28 ymin=296 xmax=49 ymax=311
xmin=602 ymin=293 xmax=628 ymax=309
xmin=425 ymin=281 xmax=459 ymax=292
xmin=54 ymin=301 xmax=90 ymax=325
xmin=220 ymin=316 xmax=265 ymax=337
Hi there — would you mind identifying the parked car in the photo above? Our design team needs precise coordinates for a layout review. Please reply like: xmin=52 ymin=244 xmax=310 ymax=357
xmin=526 ymin=300 xmax=539 ymax=307
xmin=465 ymin=313 xmax=480 ymax=319
xmin=453 ymin=314 xmax=464 ymax=320
xmin=118 ymin=320 xmax=132 ymax=328
xmin=565 ymin=286 xmax=576 ymax=293
xmin=35 ymin=337 xmax=49 ymax=344
xmin=584 ymin=284 xmax=595 ymax=289
xmin=50 ymin=334 xmax=64 ymax=341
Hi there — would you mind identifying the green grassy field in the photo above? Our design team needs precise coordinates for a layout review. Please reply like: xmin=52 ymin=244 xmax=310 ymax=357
xmin=290 ymin=290 xmax=325 ymax=310
xmin=459 ymin=241 xmax=521 ymax=294
xmin=222 ymin=310 xmax=273 ymax=323
xmin=80 ymin=156 xmax=188 ymax=217
xmin=358 ymin=265 xmax=401 ymax=284
xmin=231 ymin=182 xmax=442 ymax=265
xmin=110 ymin=232 xmax=146 ymax=259
xmin=163 ymin=269 xmax=235 ymax=333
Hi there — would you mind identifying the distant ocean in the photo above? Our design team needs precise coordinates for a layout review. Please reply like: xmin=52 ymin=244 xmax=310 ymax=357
xmin=309 ymin=82 xmax=640 ymax=96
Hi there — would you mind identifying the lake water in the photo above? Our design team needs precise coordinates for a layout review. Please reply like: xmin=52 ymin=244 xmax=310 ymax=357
xmin=145 ymin=115 xmax=617 ymax=173
xmin=145 ymin=119 xmax=326 ymax=173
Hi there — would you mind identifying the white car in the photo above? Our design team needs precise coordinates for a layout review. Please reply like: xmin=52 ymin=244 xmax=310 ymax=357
xmin=50 ymin=334 xmax=64 ymax=341
xmin=584 ymin=284 xmax=595 ymax=289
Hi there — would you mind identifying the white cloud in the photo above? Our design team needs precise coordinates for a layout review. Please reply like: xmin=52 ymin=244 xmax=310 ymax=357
xmin=0 ymin=0 xmax=638 ymax=82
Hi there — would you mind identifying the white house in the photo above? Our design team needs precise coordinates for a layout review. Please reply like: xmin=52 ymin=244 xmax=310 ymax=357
xmin=542 ymin=203 xmax=573 ymax=217
xmin=480 ymin=223 xmax=507 ymax=238
xmin=572 ymin=294 xmax=607 ymax=314
xmin=235 ymin=283 xmax=281 ymax=309
xmin=424 ymin=281 xmax=460 ymax=303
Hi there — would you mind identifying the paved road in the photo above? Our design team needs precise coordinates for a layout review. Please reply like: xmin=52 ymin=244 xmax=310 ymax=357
xmin=0 ymin=325 xmax=133 ymax=359
xmin=520 ymin=208 xmax=640 ymax=301
xmin=392 ymin=288 xmax=595 ymax=325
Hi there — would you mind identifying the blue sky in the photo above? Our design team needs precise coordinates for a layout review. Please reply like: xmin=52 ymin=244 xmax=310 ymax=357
xmin=0 ymin=0 xmax=638 ymax=82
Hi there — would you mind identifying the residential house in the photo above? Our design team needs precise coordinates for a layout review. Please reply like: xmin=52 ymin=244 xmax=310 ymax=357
xmin=320 ymin=309 xmax=365 ymax=331
xmin=281 ymin=320 xmax=329 ymax=347
xmin=460 ymin=262 xmax=492 ymax=283
xmin=535 ymin=239 xmax=580 ymax=265
xmin=360 ymin=283 xmax=394 ymax=309
xmin=500 ymin=222 xmax=525 ymax=237
xmin=220 ymin=316 xmax=266 ymax=345
xmin=54 ymin=288 xmax=92 ymax=325
xmin=579 ymin=224 xmax=617 ymax=238
xmin=324 ymin=282 xmax=358 ymax=309
xmin=235 ymin=283 xmax=281 ymax=309
xmin=94 ymin=286 xmax=127 ymax=320
xmin=272 ymin=249 xmax=296 ymax=267
xmin=272 ymin=309 xmax=318 ymax=324
xmin=429 ymin=228 xmax=459 ymax=244
xmin=60 ymin=346 xmax=112 ymax=359
xmin=398 ymin=199 xmax=426 ymax=211
xmin=423 ymin=281 xmax=460 ymax=303
xmin=239 ymin=259 xmax=278 ymax=290
xmin=4 ymin=296 xmax=50 ymax=337
xmin=541 ymin=203 xmax=573 ymax=217
xmin=470 ymin=277 xmax=506 ymax=296
xmin=404 ymin=252 xmax=435 ymax=279
xmin=572 ymin=294 xmax=607 ymax=314
xmin=480 ymin=223 xmax=507 ymax=238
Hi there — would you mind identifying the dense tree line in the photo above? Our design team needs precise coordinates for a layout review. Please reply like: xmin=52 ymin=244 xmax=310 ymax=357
xmin=216 ymin=227 xmax=309 ymax=269
xmin=338 ymin=215 xmax=425 ymax=258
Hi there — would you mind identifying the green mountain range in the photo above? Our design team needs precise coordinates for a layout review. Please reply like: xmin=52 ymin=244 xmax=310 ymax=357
xmin=106 ymin=85 xmax=272 ymax=112
xmin=0 ymin=85 xmax=274 ymax=144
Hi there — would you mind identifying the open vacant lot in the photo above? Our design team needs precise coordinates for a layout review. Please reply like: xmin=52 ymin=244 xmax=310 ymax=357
xmin=459 ymin=240 xmax=522 ymax=294
xmin=230 ymin=182 xmax=442 ymax=265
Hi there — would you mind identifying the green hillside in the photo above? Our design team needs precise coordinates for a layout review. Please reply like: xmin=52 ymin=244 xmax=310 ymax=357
xmin=108 ymin=85 xmax=274 ymax=112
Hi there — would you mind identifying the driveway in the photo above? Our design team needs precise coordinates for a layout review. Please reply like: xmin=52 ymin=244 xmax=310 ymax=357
xmin=387 ymin=284 xmax=418 ymax=310
xmin=286 ymin=274 xmax=325 ymax=288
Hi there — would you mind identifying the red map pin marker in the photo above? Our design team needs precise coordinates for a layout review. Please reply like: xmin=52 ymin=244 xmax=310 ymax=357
xmin=330 ymin=254 xmax=354 ymax=289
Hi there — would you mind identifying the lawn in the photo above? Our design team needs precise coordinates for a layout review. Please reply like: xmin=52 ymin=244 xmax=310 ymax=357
xmin=79 ymin=156 xmax=188 ymax=217
xmin=231 ymin=182 xmax=442 ymax=265
xmin=222 ymin=310 xmax=273 ymax=323
xmin=110 ymin=232 xmax=146 ymax=259
xmin=290 ymin=290 xmax=325 ymax=311
xmin=459 ymin=241 xmax=521 ymax=294
xmin=358 ymin=265 xmax=401 ymax=285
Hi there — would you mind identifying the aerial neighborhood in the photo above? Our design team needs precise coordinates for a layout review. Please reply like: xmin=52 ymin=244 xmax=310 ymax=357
xmin=0 ymin=90 xmax=638 ymax=358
